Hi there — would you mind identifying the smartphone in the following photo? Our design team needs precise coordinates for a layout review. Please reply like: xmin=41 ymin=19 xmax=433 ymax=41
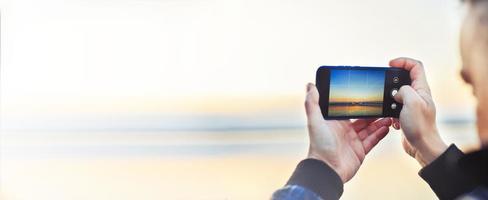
xmin=315 ymin=66 xmax=411 ymax=119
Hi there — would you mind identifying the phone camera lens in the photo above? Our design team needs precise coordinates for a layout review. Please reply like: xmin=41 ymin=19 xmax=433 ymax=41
xmin=391 ymin=103 xmax=397 ymax=110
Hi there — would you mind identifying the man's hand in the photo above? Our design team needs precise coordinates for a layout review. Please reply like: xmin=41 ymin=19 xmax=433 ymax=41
xmin=390 ymin=57 xmax=448 ymax=167
xmin=305 ymin=83 xmax=392 ymax=183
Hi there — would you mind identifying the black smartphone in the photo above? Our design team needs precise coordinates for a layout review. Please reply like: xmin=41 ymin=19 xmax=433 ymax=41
xmin=315 ymin=66 xmax=411 ymax=119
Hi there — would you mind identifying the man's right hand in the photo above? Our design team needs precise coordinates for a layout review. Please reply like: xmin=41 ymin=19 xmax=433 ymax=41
xmin=389 ymin=57 xmax=449 ymax=167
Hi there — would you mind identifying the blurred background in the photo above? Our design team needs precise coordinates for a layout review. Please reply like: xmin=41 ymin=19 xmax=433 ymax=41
xmin=0 ymin=0 xmax=480 ymax=199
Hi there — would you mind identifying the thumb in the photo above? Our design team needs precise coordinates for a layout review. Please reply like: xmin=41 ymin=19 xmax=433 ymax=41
xmin=305 ymin=83 xmax=324 ymax=124
xmin=393 ymin=85 xmax=421 ymax=106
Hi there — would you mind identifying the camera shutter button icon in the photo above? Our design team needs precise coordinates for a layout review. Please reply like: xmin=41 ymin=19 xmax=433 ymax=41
xmin=391 ymin=103 xmax=397 ymax=110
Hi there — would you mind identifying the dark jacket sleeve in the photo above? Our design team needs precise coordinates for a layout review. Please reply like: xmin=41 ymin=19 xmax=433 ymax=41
xmin=419 ymin=144 xmax=478 ymax=200
xmin=284 ymin=159 xmax=344 ymax=200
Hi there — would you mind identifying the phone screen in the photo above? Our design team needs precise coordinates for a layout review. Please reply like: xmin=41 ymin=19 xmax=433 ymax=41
xmin=316 ymin=66 xmax=410 ymax=119
xmin=328 ymin=69 xmax=385 ymax=117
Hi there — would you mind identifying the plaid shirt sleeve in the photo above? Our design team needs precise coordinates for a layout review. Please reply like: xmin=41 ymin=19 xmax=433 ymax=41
xmin=271 ymin=159 xmax=343 ymax=200
xmin=271 ymin=185 xmax=323 ymax=200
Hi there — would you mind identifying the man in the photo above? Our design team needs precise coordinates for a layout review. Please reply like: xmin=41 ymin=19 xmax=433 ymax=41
xmin=272 ymin=1 xmax=488 ymax=199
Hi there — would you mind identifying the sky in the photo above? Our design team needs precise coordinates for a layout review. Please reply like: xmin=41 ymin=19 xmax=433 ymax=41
xmin=0 ymin=0 xmax=476 ymax=130
xmin=329 ymin=69 xmax=385 ymax=103
xmin=0 ymin=2 xmax=480 ymax=200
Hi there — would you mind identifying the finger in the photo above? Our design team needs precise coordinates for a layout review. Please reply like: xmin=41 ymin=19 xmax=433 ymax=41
xmin=305 ymin=83 xmax=324 ymax=125
xmin=393 ymin=86 xmax=421 ymax=131
xmin=389 ymin=57 xmax=431 ymax=94
xmin=357 ymin=118 xmax=392 ymax=140
xmin=401 ymin=135 xmax=416 ymax=157
xmin=392 ymin=118 xmax=400 ymax=130
xmin=393 ymin=85 xmax=422 ymax=106
xmin=362 ymin=126 xmax=390 ymax=154
xmin=352 ymin=118 xmax=378 ymax=132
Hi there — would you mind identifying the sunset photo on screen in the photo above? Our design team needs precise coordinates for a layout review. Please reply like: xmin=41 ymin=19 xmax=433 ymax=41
xmin=328 ymin=69 xmax=385 ymax=116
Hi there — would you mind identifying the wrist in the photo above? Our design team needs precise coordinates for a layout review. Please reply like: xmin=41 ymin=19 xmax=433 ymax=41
xmin=414 ymin=130 xmax=448 ymax=167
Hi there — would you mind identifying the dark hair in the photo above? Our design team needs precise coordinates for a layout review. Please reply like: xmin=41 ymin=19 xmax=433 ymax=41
xmin=463 ymin=0 xmax=488 ymax=4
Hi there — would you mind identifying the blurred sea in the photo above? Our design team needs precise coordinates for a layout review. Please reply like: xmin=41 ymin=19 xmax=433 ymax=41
xmin=0 ymin=122 xmax=480 ymax=200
